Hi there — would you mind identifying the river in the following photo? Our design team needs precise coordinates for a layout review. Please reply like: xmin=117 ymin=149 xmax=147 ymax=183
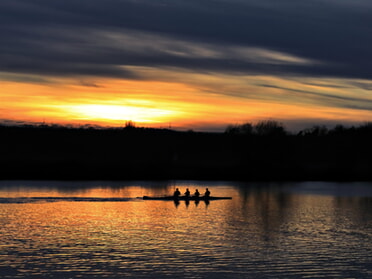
xmin=0 ymin=181 xmax=371 ymax=278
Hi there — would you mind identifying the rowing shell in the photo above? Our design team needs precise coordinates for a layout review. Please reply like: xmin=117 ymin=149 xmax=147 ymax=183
xmin=143 ymin=196 xmax=232 ymax=201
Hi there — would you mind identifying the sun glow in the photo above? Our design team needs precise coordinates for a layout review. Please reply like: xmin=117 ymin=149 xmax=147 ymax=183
xmin=68 ymin=104 xmax=177 ymax=123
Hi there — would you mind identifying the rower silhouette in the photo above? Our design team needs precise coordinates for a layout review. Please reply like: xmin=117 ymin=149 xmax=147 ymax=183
xmin=173 ymin=188 xmax=181 ymax=198
xmin=204 ymin=188 xmax=210 ymax=197
xmin=194 ymin=189 xmax=200 ymax=198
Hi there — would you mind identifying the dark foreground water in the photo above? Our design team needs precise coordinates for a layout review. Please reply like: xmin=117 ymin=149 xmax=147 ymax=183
xmin=0 ymin=181 xmax=371 ymax=278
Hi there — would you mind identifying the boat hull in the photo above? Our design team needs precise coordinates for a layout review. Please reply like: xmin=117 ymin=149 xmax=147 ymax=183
xmin=143 ymin=196 xmax=232 ymax=201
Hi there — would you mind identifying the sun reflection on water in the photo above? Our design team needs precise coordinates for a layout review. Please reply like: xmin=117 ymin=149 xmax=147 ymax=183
xmin=0 ymin=182 xmax=371 ymax=278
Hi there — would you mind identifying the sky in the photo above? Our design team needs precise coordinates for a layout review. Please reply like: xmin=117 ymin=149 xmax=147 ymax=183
xmin=1 ymin=0 xmax=372 ymax=131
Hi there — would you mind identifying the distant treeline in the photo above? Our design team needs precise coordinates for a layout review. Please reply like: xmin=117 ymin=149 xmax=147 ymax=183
xmin=225 ymin=120 xmax=372 ymax=137
xmin=0 ymin=121 xmax=372 ymax=181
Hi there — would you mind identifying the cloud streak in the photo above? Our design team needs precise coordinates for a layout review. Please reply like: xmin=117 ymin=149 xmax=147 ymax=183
xmin=258 ymin=84 xmax=372 ymax=111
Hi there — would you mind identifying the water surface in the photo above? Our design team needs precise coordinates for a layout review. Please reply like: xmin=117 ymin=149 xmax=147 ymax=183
xmin=0 ymin=181 xmax=371 ymax=278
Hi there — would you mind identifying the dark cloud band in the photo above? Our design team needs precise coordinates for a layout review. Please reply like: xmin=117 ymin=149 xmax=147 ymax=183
xmin=1 ymin=0 xmax=372 ymax=80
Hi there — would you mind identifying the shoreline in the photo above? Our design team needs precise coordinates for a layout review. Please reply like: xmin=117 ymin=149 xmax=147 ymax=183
xmin=1 ymin=125 xmax=372 ymax=182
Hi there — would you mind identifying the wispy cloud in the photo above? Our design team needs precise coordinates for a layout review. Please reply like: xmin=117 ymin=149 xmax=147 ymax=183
xmin=0 ymin=26 xmax=321 ymax=80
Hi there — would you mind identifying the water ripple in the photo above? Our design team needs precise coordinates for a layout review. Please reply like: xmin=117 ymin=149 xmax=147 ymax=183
xmin=0 ymin=197 xmax=136 ymax=203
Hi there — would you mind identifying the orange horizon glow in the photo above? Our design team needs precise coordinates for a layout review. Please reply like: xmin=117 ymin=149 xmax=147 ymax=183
xmin=2 ymin=74 xmax=372 ymax=131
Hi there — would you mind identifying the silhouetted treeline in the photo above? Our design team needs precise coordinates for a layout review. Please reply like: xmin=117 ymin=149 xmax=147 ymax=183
xmin=0 ymin=122 xmax=372 ymax=181
xmin=225 ymin=120 xmax=372 ymax=137
xmin=226 ymin=120 xmax=287 ymax=136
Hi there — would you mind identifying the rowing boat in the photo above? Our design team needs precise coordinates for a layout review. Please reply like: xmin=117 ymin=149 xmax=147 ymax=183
xmin=143 ymin=196 xmax=232 ymax=201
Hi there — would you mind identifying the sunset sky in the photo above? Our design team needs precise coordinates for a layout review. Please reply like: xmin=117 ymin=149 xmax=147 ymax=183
xmin=1 ymin=0 xmax=372 ymax=131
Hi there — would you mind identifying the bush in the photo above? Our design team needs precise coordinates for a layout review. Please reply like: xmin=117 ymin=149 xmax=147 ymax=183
xmin=254 ymin=120 xmax=286 ymax=136
xmin=225 ymin=123 xmax=253 ymax=135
